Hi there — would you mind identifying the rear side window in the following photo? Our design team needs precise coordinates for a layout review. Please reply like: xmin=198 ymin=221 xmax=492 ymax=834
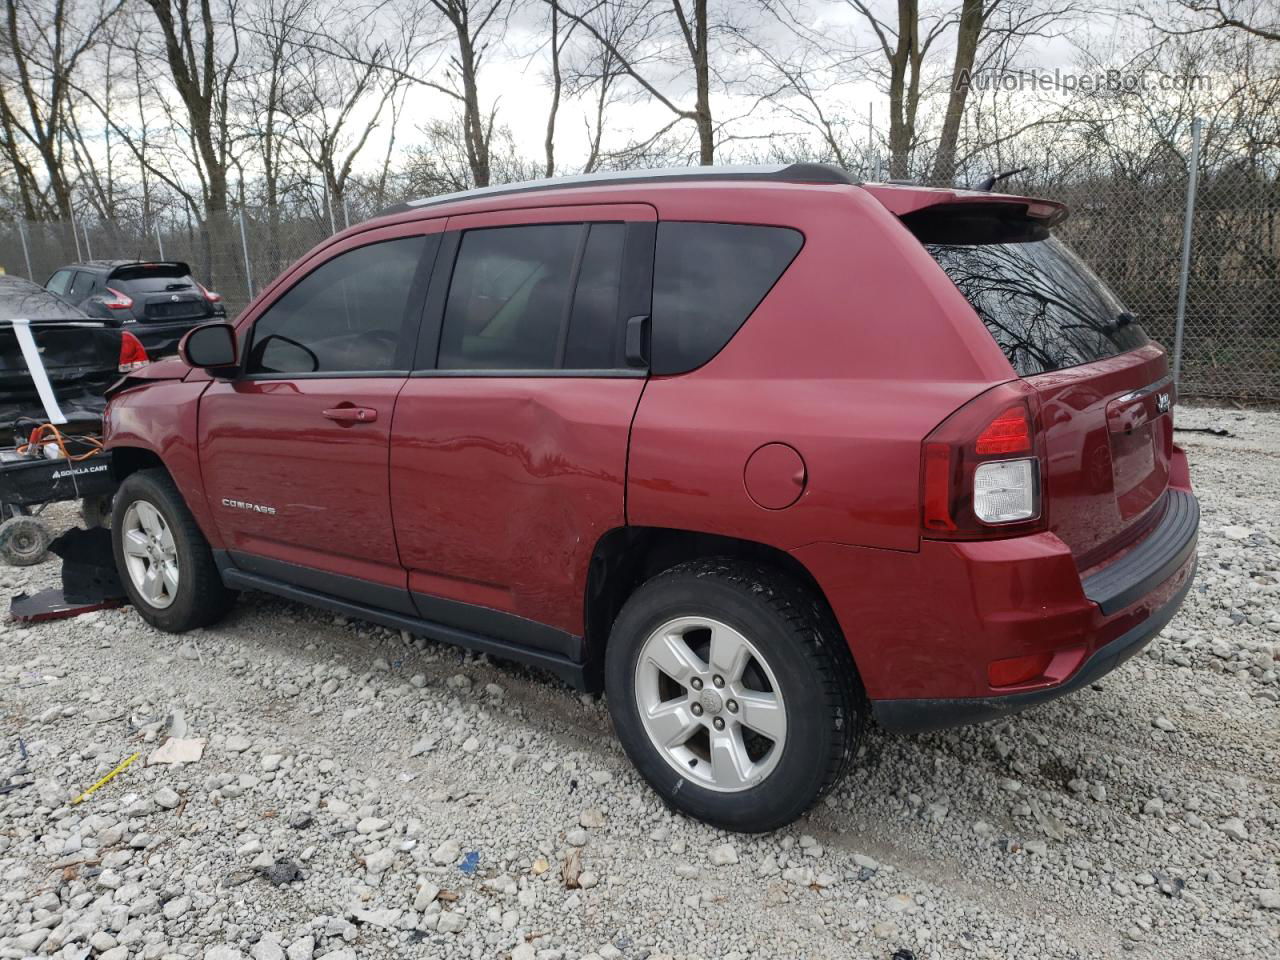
xmin=438 ymin=222 xmax=626 ymax=371
xmin=247 ymin=235 xmax=426 ymax=375
xmin=651 ymin=222 xmax=803 ymax=375
xmin=67 ymin=271 xmax=95 ymax=301
xmin=925 ymin=236 xmax=1149 ymax=376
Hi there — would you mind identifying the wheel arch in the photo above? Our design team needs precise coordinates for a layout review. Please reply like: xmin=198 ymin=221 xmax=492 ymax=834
xmin=107 ymin=443 xmax=224 ymax=550
xmin=583 ymin=526 xmax=848 ymax=689
xmin=109 ymin=445 xmax=166 ymax=483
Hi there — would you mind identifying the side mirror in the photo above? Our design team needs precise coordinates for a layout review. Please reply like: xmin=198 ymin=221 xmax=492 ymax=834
xmin=179 ymin=322 xmax=239 ymax=374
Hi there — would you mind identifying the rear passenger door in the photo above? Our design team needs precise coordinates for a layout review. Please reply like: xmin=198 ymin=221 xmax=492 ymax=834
xmin=389 ymin=204 xmax=656 ymax=657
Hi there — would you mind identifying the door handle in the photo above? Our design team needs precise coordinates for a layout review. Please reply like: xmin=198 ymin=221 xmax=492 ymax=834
xmin=322 ymin=406 xmax=378 ymax=423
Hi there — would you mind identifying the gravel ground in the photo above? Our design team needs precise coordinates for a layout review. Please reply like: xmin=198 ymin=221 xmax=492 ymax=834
xmin=1 ymin=403 xmax=1277 ymax=960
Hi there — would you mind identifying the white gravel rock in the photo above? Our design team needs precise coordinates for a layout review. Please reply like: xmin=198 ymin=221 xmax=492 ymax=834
xmin=2 ymin=417 xmax=1276 ymax=960
xmin=708 ymin=842 xmax=738 ymax=866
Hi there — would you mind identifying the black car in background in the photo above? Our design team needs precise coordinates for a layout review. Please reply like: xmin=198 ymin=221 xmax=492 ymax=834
xmin=0 ymin=275 xmax=148 ymax=440
xmin=45 ymin=260 xmax=227 ymax=357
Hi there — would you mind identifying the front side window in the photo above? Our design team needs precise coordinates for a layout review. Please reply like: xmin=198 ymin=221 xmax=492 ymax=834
xmin=46 ymin=270 xmax=73 ymax=296
xmin=247 ymin=235 xmax=426 ymax=375
xmin=437 ymin=222 xmax=627 ymax=371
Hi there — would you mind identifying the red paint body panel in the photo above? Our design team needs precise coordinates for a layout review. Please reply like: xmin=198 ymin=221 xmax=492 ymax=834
xmin=1026 ymin=343 xmax=1173 ymax=563
xmin=628 ymin=186 xmax=1013 ymax=554
xmin=198 ymin=377 xmax=409 ymax=589
xmin=103 ymin=379 xmax=220 ymax=547
xmin=793 ymin=520 xmax=1195 ymax=702
xmin=389 ymin=377 xmax=644 ymax=634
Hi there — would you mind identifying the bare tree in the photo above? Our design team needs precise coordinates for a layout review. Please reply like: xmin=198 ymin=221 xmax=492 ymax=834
xmin=1154 ymin=0 xmax=1279 ymax=42
xmin=547 ymin=0 xmax=723 ymax=164
xmin=544 ymin=1 xmax=567 ymax=177
xmin=560 ymin=0 xmax=640 ymax=171
xmin=0 ymin=0 xmax=123 ymax=219
xmin=288 ymin=32 xmax=405 ymax=214
xmin=136 ymin=0 xmax=243 ymax=216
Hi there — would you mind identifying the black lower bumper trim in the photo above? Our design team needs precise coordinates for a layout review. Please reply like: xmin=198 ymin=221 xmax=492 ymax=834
xmin=872 ymin=561 xmax=1196 ymax=734
xmin=1083 ymin=489 xmax=1199 ymax=616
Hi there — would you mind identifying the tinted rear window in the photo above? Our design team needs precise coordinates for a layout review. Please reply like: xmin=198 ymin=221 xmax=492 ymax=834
xmin=114 ymin=275 xmax=198 ymax=294
xmin=925 ymin=236 xmax=1149 ymax=376
xmin=652 ymin=222 xmax=803 ymax=375
xmin=110 ymin=263 xmax=197 ymax=294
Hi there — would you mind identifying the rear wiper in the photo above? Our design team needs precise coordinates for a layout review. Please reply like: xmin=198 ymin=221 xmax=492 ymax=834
xmin=1111 ymin=311 xmax=1137 ymax=330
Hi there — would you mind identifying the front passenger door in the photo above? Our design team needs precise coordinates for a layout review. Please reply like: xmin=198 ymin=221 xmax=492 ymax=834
xmin=199 ymin=223 xmax=441 ymax=611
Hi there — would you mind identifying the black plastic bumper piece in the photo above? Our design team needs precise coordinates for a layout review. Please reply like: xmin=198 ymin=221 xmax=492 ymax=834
xmin=1082 ymin=489 xmax=1199 ymax=615
xmin=872 ymin=560 xmax=1196 ymax=734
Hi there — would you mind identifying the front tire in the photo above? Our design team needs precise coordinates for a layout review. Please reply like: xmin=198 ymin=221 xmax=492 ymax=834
xmin=605 ymin=558 xmax=863 ymax=832
xmin=112 ymin=469 xmax=234 ymax=631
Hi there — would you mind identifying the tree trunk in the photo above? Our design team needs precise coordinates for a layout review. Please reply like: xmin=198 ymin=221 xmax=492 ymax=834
xmin=885 ymin=0 xmax=917 ymax=179
xmin=545 ymin=4 xmax=560 ymax=178
xmin=455 ymin=28 xmax=489 ymax=188
xmin=693 ymin=0 xmax=712 ymax=164
xmin=932 ymin=0 xmax=983 ymax=186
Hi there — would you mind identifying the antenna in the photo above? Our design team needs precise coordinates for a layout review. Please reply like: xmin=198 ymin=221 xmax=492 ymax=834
xmin=974 ymin=167 xmax=1029 ymax=192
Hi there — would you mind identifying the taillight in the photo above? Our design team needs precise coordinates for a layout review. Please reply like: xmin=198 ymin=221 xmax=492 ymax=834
xmin=198 ymin=282 xmax=222 ymax=303
xmin=118 ymin=331 xmax=149 ymax=372
xmin=920 ymin=382 xmax=1046 ymax=539
xmin=974 ymin=406 xmax=1031 ymax=454
xmin=103 ymin=286 xmax=134 ymax=310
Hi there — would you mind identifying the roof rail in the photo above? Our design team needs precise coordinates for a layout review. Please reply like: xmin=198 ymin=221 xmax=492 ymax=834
xmin=376 ymin=163 xmax=856 ymax=218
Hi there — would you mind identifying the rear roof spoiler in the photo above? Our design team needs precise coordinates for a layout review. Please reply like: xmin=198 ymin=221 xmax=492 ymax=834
xmin=861 ymin=184 xmax=1068 ymax=227
xmin=108 ymin=261 xmax=192 ymax=277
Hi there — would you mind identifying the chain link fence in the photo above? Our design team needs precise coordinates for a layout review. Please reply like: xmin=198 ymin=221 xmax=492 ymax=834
xmin=1 ymin=167 xmax=1277 ymax=401
xmin=1054 ymin=163 xmax=1279 ymax=402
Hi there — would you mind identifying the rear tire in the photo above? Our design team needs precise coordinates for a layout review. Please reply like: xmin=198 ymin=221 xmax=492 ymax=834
xmin=111 ymin=469 xmax=234 ymax=631
xmin=81 ymin=494 xmax=113 ymax=529
xmin=605 ymin=558 xmax=863 ymax=832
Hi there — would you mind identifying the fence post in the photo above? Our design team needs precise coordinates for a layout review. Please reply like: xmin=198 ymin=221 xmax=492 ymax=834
xmin=83 ymin=220 xmax=94 ymax=260
xmin=1172 ymin=117 xmax=1202 ymax=389
xmin=71 ymin=212 xmax=83 ymax=261
xmin=17 ymin=219 xmax=34 ymax=279
xmin=343 ymin=196 xmax=350 ymax=230
xmin=238 ymin=208 xmax=255 ymax=299
xmin=154 ymin=222 xmax=165 ymax=259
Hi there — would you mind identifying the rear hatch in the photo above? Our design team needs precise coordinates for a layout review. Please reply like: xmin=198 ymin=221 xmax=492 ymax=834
xmin=880 ymin=188 xmax=1175 ymax=567
xmin=109 ymin=262 xmax=214 ymax=323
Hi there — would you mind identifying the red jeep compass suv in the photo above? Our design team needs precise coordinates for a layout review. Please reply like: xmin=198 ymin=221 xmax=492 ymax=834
xmin=103 ymin=164 xmax=1198 ymax=831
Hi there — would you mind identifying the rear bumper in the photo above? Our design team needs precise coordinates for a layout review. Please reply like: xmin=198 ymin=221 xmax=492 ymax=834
xmin=872 ymin=562 xmax=1194 ymax=732
xmin=792 ymin=486 xmax=1199 ymax=733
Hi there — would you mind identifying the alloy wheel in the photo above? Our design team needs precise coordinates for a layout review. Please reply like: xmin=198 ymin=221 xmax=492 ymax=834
xmin=633 ymin=616 xmax=787 ymax=792
xmin=121 ymin=500 xmax=180 ymax=609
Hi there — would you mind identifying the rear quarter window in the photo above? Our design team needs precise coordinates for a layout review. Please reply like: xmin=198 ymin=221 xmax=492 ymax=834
xmin=925 ymin=235 xmax=1149 ymax=376
xmin=651 ymin=222 xmax=803 ymax=375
